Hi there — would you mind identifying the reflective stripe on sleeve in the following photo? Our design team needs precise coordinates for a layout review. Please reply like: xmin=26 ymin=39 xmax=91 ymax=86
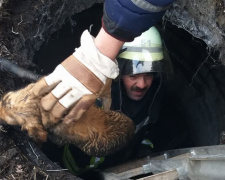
xmin=88 ymin=157 xmax=105 ymax=168
xmin=131 ymin=0 xmax=172 ymax=12
xmin=62 ymin=145 xmax=105 ymax=175
xmin=141 ymin=139 xmax=154 ymax=148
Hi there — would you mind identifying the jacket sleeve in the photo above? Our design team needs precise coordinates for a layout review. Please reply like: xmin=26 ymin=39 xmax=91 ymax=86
xmin=102 ymin=0 xmax=174 ymax=41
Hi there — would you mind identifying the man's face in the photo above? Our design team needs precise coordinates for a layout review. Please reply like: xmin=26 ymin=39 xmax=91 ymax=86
xmin=122 ymin=73 xmax=154 ymax=101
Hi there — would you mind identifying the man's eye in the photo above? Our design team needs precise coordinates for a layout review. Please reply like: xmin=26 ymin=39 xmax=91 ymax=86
xmin=146 ymin=73 xmax=154 ymax=77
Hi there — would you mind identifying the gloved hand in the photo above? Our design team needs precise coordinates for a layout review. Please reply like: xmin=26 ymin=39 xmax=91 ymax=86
xmin=33 ymin=30 xmax=119 ymax=120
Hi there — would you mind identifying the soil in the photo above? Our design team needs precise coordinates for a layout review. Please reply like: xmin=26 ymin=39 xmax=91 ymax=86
xmin=0 ymin=0 xmax=103 ymax=96
xmin=0 ymin=126 xmax=80 ymax=179
xmin=164 ymin=0 xmax=225 ymax=61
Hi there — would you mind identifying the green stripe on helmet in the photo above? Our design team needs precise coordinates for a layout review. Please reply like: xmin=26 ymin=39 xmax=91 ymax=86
xmin=118 ymin=51 xmax=164 ymax=62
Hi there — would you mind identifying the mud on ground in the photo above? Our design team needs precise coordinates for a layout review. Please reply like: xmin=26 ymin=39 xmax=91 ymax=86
xmin=0 ymin=126 xmax=81 ymax=179
xmin=0 ymin=127 xmax=49 ymax=179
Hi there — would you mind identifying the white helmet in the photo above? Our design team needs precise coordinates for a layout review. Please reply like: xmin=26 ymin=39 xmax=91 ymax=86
xmin=117 ymin=26 xmax=171 ymax=76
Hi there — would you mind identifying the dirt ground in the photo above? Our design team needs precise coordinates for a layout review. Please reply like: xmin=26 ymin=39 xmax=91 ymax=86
xmin=0 ymin=0 xmax=225 ymax=179
xmin=0 ymin=127 xmax=56 ymax=179
xmin=0 ymin=126 xmax=81 ymax=179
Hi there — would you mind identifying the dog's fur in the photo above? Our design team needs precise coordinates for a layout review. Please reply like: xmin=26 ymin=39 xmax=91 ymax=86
xmin=0 ymin=83 xmax=135 ymax=156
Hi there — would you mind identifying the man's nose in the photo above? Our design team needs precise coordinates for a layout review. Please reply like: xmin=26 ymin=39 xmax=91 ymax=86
xmin=136 ymin=77 xmax=146 ymax=89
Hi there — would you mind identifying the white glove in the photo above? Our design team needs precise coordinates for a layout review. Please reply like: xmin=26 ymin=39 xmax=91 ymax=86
xmin=33 ymin=30 xmax=119 ymax=118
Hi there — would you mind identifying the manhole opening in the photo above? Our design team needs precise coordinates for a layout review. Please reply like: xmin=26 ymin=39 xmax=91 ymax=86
xmin=32 ymin=3 xmax=225 ymax=178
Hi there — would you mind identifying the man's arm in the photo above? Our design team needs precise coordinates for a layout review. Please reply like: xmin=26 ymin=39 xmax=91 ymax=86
xmin=94 ymin=28 xmax=125 ymax=60
xmin=102 ymin=0 xmax=174 ymax=42
xmin=89 ymin=0 xmax=175 ymax=61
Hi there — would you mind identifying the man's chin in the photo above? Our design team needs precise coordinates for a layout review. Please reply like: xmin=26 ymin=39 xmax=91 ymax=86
xmin=130 ymin=95 xmax=144 ymax=101
xmin=127 ymin=90 xmax=147 ymax=101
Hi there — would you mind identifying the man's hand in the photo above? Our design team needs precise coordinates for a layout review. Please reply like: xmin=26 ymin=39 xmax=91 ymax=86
xmin=33 ymin=30 xmax=119 ymax=120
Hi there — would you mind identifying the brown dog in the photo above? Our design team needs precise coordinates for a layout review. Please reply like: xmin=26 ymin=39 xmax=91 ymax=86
xmin=0 ymin=83 xmax=135 ymax=156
